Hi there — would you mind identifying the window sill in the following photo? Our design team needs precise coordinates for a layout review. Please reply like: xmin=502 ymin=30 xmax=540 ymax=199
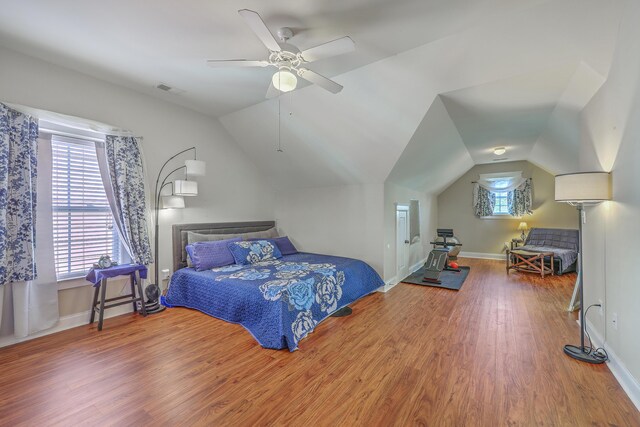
xmin=480 ymin=215 xmax=523 ymax=220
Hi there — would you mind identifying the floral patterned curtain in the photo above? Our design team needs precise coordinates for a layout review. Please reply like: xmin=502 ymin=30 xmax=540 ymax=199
xmin=473 ymin=183 xmax=495 ymax=217
xmin=0 ymin=103 xmax=38 ymax=286
xmin=96 ymin=136 xmax=152 ymax=265
xmin=508 ymin=178 xmax=533 ymax=217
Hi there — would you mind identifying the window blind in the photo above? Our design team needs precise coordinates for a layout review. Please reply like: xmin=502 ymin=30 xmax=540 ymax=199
xmin=51 ymin=135 xmax=120 ymax=279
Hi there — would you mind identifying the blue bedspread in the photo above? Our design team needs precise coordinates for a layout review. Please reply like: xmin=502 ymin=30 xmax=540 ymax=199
xmin=162 ymin=253 xmax=384 ymax=351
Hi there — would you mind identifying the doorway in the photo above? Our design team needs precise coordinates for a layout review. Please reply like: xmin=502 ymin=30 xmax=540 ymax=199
xmin=397 ymin=206 xmax=410 ymax=280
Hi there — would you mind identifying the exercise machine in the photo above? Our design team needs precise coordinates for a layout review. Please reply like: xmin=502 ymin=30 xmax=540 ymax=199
xmin=422 ymin=229 xmax=463 ymax=284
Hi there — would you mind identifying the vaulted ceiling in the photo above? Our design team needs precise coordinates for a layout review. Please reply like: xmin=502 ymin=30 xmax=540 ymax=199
xmin=0 ymin=0 xmax=623 ymax=194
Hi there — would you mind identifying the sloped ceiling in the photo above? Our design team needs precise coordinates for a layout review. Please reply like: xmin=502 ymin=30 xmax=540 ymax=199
xmin=221 ymin=0 xmax=621 ymax=190
xmin=0 ymin=0 xmax=623 ymax=193
xmin=0 ymin=0 xmax=547 ymax=117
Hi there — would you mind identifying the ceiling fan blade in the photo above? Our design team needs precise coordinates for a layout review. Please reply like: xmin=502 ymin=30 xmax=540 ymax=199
xmin=265 ymin=83 xmax=280 ymax=99
xmin=300 ymin=36 xmax=355 ymax=62
xmin=238 ymin=9 xmax=281 ymax=52
xmin=207 ymin=60 xmax=270 ymax=68
xmin=297 ymin=68 xmax=343 ymax=94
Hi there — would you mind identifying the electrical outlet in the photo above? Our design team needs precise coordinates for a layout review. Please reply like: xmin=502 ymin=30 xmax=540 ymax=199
xmin=598 ymin=299 xmax=604 ymax=316
xmin=612 ymin=312 xmax=618 ymax=330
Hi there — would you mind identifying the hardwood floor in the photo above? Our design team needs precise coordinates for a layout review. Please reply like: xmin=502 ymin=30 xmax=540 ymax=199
xmin=1 ymin=258 xmax=638 ymax=426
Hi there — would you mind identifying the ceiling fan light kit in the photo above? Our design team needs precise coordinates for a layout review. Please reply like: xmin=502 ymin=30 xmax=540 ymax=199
xmin=272 ymin=68 xmax=297 ymax=92
xmin=207 ymin=9 xmax=355 ymax=96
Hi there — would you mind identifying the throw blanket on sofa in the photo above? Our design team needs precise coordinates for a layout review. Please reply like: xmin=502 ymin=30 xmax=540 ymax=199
xmin=521 ymin=228 xmax=579 ymax=273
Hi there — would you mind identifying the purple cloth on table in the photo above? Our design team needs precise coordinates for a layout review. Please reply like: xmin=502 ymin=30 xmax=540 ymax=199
xmin=85 ymin=264 xmax=148 ymax=286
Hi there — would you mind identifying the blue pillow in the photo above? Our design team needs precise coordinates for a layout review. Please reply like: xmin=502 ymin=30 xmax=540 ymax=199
xmin=228 ymin=240 xmax=282 ymax=265
xmin=186 ymin=237 xmax=241 ymax=271
xmin=273 ymin=236 xmax=298 ymax=255
xmin=247 ymin=236 xmax=298 ymax=255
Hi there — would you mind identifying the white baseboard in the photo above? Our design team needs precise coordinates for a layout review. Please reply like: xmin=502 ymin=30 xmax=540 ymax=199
xmin=459 ymin=251 xmax=505 ymax=261
xmin=584 ymin=319 xmax=640 ymax=412
xmin=409 ymin=258 xmax=427 ymax=274
xmin=379 ymin=258 xmax=427 ymax=293
xmin=378 ymin=276 xmax=397 ymax=293
xmin=0 ymin=305 xmax=132 ymax=349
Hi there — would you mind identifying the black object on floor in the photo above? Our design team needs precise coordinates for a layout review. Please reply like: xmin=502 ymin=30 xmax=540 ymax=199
xmin=331 ymin=306 xmax=352 ymax=317
xmin=402 ymin=266 xmax=470 ymax=291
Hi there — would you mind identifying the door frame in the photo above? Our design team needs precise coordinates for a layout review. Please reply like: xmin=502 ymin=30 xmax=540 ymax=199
xmin=396 ymin=204 xmax=410 ymax=280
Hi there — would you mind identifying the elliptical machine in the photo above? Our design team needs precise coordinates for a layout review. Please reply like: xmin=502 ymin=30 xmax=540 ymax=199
xmin=422 ymin=229 xmax=462 ymax=284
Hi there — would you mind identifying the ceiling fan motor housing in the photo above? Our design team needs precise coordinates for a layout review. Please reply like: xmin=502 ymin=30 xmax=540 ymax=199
xmin=277 ymin=27 xmax=294 ymax=42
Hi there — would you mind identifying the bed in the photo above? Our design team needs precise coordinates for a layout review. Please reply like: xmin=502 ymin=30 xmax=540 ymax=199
xmin=162 ymin=221 xmax=384 ymax=351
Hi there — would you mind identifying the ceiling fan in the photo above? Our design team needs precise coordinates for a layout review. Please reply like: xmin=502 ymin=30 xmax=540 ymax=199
xmin=207 ymin=9 xmax=355 ymax=97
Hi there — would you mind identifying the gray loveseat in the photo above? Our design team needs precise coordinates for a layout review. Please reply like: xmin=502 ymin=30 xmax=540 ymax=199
xmin=518 ymin=227 xmax=579 ymax=274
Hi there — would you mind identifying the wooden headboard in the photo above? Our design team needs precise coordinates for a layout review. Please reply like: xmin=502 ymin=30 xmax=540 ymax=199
xmin=172 ymin=221 xmax=276 ymax=272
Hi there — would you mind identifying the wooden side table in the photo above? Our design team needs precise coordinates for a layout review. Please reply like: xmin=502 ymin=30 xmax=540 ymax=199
xmin=507 ymin=249 xmax=554 ymax=278
xmin=85 ymin=264 xmax=148 ymax=330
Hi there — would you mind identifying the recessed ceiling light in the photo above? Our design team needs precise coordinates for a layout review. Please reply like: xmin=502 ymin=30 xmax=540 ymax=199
xmin=493 ymin=147 xmax=506 ymax=156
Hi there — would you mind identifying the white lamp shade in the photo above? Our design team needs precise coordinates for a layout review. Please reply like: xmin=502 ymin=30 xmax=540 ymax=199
xmin=173 ymin=180 xmax=198 ymax=196
xmin=272 ymin=70 xmax=297 ymax=92
xmin=185 ymin=159 xmax=206 ymax=177
xmin=161 ymin=195 xmax=185 ymax=209
xmin=555 ymin=172 xmax=611 ymax=202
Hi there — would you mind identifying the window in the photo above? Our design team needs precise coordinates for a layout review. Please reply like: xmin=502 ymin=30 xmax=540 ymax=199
xmin=492 ymin=179 xmax=510 ymax=215
xmin=51 ymin=135 xmax=120 ymax=280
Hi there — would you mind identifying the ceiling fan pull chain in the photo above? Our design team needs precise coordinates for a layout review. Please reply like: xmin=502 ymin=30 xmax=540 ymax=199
xmin=277 ymin=96 xmax=283 ymax=153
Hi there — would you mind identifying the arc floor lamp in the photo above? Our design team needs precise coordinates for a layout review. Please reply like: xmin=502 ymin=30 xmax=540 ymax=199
xmin=555 ymin=171 xmax=611 ymax=364
xmin=145 ymin=147 xmax=205 ymax=314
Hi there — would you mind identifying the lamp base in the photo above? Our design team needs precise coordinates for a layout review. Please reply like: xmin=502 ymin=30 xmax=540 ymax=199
xmin=563 ymin=344 xmax=605 ymax=364
xmin=144 ymin=300 xmax=166 ymax=314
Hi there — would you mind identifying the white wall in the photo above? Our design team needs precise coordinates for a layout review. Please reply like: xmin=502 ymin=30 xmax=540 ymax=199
xmin=274 ymin=182 xmax=437 ymax=284
xmin=579 ymin=0 xmax=640 ymax=397
xmin=275 ymin=184 xmax=384 ymax=276
xmin=383 ymin=183 xmax=437 ymax=283
xmin=0 ymin=45 xmax=275 ymax=317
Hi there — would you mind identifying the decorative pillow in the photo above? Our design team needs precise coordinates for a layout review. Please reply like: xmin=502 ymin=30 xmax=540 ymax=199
xmin=273 ymin=236 xmax=298 ymax=255
xmin=241 ymin=227 xmax=279 ymax=240
xmin=186 ymin=237 xmax=242 ymax=271
xmin=248 ymin=236 xmax=298 ymax=255
xmin=187 ymin=231 xmax=240 ymax=245
xmin=228 ymin=240 xmax=282 ymax=265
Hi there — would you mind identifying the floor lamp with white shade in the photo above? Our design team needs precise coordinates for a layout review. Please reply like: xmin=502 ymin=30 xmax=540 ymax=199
xmin=555 ymin=171 xmax=611 ymax=364
xmin=144 ymin=148 xmax=206 ymax=314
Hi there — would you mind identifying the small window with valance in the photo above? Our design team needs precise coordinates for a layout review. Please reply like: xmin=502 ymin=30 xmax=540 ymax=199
xmin=473 ymin=171 xmax=533 ymax=218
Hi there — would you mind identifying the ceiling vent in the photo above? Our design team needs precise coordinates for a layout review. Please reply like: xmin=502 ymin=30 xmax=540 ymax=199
xmin=156 ymin=83 xmax=186 ymax=94
xmin=492 ymin=157 xmax=509 ymax=162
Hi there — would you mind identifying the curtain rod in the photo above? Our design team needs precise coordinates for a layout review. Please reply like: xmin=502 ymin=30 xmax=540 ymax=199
xmin=40 ymin=127 xmax=144 ymax=144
